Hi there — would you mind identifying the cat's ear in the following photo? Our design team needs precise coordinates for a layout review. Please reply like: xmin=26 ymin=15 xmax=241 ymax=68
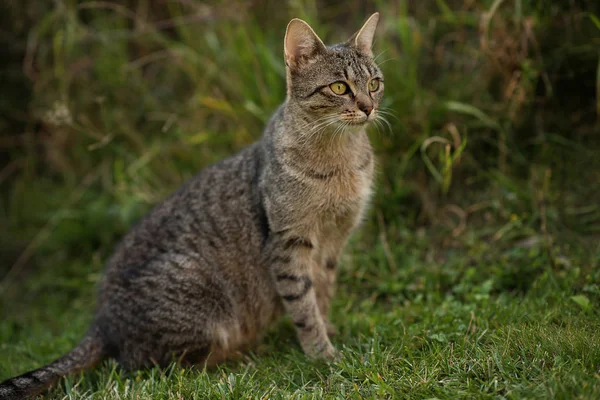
xmin=284 ymin=18 xmax=326 ymax=70
xmin=348 ymin=13 xmax=380 ymax=57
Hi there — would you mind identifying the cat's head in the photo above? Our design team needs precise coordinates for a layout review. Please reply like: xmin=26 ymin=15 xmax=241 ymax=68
xmin=284 ymin=13 xmax=383 ymax=129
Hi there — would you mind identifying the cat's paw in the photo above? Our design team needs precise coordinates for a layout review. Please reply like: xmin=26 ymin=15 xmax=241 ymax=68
xmin=315 ymin=343 xmax=339 ymax=362
xmin=324 ymin=346 xmax=342 ymax=363
xmin=303 ymin=339 xmax=339 ymax=362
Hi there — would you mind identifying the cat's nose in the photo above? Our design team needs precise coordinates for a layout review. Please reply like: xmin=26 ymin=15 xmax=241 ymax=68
xmin=356 ymin=97 xmax=374 ymax=116
xmin=359 ymin=103 xmax=373 ymax=116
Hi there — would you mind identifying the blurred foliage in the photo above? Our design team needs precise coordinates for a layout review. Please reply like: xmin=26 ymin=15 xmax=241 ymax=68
xmin=0 ymin=0 xmax=599 ymax=324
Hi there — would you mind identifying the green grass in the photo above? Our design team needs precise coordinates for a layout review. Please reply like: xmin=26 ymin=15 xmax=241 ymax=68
xmin=1 ymin=232 xmax=599 ymax=398
xmin=1 ymin=0 xmax=600 ymax=398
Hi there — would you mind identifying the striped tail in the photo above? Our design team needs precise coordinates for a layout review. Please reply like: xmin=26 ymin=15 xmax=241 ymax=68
xmin=0 ymin=328 xmax=106 ymax=400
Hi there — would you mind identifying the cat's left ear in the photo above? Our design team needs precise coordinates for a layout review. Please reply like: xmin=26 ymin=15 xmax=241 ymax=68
xmin=285 ymin=18 xmax=327 ymax=71
xmin=348 ymin=12 xmax=380 ymax=57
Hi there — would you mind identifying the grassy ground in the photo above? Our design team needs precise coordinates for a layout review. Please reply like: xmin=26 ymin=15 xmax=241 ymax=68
xmin=1 ymin=0 xmax=600 ymax=398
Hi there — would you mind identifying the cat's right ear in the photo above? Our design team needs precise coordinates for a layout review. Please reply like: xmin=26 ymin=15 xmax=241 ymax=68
xmin=347 ymin=12 xmax=380 ymax=57
xmin=284 ymin=19 xmax=326 ymax=71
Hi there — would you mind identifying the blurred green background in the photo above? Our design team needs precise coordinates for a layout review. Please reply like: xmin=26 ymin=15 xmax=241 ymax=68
xmin=1 ymin=0 xmax=600 ymax=398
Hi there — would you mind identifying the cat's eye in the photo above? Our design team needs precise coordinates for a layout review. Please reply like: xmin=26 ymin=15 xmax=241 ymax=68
xmin=368 ymin=79 xmax=380 ymax=92
xmin=329 ymin=82 xmax=348 ymax=95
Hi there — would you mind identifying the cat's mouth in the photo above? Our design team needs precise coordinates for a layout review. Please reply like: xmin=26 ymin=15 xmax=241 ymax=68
xmin=340 ymin=112 xmax=376 ymax=126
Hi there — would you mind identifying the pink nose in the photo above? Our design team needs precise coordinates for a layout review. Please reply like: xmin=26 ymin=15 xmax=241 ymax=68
xmin=358 ymin=101 xmax=373 ymax=116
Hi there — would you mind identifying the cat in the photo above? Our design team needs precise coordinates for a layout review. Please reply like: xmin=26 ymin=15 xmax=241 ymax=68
xmin=0 ymin=12 xmax=384 ymax=399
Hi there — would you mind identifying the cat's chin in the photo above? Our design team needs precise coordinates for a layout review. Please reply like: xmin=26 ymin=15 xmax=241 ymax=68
xmin=342 ymin=121 xmax=370 ymax=134
xmin=339 ymin=119 xmax=369 ymax=127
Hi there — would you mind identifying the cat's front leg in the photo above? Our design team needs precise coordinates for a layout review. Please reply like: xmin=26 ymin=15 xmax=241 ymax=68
xmin=312 ymin=256 xmax=338 ymax=337
xmin=267 ymin=232 xmax=336 ymax=360
xmin=316 ymin=232 xmax=351 ymax=338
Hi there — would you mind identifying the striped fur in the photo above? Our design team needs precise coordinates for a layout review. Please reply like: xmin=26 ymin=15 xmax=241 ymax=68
xmin=0 ymin=13 xmax=383 ymax=398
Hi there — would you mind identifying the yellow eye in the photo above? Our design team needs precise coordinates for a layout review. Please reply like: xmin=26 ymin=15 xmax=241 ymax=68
xmin=369 ymin=79 xmax=380 ymax=92
xmin=329 ymin=82 xmax=348 ymax=95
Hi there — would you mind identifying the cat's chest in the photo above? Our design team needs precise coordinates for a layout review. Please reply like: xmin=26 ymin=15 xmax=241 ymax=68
xmin=307 ymin=155 xmax=374 ymax=218
xmin=265 ymin=141 xmax=374 ymax=232
xmin=328 ymin=165 xmax=371 ymax=201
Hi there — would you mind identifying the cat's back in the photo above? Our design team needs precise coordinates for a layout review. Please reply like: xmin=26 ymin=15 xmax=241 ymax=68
xmin=104 ymin=142 xmax=268 ymax=278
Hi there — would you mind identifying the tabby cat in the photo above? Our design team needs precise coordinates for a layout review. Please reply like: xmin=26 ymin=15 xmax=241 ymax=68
xmin=0 ymin=12 xmax=384 ymax=399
